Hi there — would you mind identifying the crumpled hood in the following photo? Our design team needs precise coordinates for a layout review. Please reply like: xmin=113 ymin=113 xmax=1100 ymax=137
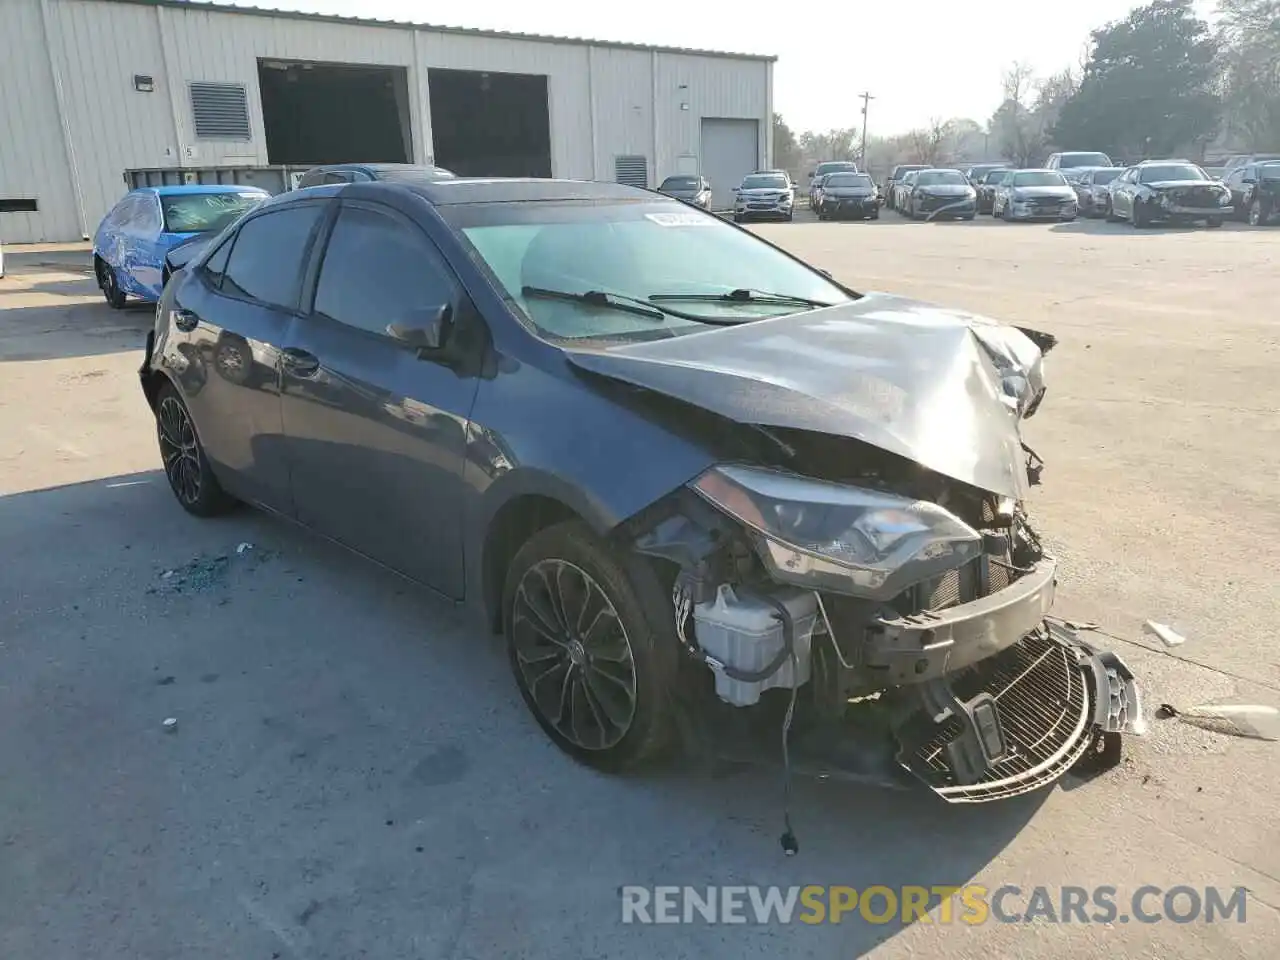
xmin=564 ymin=293 xmax=1051 ymax=501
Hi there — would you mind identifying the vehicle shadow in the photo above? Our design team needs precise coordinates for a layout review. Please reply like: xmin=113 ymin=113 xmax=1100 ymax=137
xmin=0 ymin=468 xmax=1057 ymax=958
xmin=0 ymin=279 xmax=153 ymax=362
xmin=1049 ymin=217 xmax=1249 ymax=235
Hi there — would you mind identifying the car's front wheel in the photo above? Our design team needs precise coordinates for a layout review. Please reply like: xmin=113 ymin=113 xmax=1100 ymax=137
xmin=503 ymin=521 xmax=676 ymax=771
xmin=1249 ymin=199 xmax=1267 ymax=226
xmin=154 ymin=382 xmax=235 ymax=517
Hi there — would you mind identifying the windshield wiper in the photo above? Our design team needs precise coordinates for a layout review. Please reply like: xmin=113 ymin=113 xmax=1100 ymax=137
xmin=521 ymin=285 xmax=757 ymax=327
xmin=521 ymin=285 xmax=667 ymax=322
xmin=648 ymin=288 xmax=834 ymax=309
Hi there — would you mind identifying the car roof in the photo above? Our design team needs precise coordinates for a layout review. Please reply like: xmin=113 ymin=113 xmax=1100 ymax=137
xmin=1010 ymin=168 xmax=1057 ymax=173
xmin=141 ymin=184 xmax=269 ymax=196
xmin=333 ymin=177 xmax=656 ymax=207
xmin=917 ymin=168 xmax=964 ymax=174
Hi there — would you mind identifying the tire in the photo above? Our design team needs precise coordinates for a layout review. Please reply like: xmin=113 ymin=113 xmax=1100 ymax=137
xmin=154 ymin=381 xmax=236 ymax=517
xmin=1248 ymin=200 xmax=1265 ymax=226
xmin=1205 ymin=217 xmax=1223 ymax=229
xmin=961 ymin=213 xmax=975 ymax=221
xmin=503 ymin=520 xmax=677 ymax=771
xmin=1130 ymin=203 xmax=1148 ymax=229
xmin=732 ymin=214 xmax=743 ymax=224
xmin=1001 ymin=201 xmax=1015 ymax=222
xmin=870 ymin=210 xmax=880 ymax=220
xmin=786 ymin=211 xmax=794 ymax=222
xmin=97 ymin=258 xmax=126 ymax=309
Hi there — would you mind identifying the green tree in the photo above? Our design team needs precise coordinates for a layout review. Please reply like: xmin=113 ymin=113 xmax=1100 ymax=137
xmin=772 ymin=114 xmax=800 ymax=174
xmin=1217 ymin=0 xmax=1280 ymax=149
xmin=1052 ymin=0 xmax=1220 ymax=158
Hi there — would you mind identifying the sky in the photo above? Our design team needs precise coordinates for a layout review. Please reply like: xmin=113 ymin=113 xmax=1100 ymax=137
xmin=251 ymin=0 xmax=1218 ymax=137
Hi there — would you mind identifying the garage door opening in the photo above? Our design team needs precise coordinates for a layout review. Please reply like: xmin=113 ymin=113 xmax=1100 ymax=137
xmin=428 ymin=68 xmax=551 ymax=178
xmin=258 ymin=59 xmax=411 ymax=166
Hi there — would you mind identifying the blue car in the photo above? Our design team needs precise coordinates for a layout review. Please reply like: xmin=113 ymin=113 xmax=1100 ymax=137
xmin=93 ymin=185 xmax=268 ymax=308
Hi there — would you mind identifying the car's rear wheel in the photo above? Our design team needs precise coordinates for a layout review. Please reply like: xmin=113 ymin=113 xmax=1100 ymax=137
xmin=155 ymin=382 xmax=235 ymax=517
xmin=503 ymin=521 xmax=676 ymax=771
xmin=1205 ymin=217 xmax=1223 ymax=229
xmin=97 ymin=258 xmax=126 ymax=309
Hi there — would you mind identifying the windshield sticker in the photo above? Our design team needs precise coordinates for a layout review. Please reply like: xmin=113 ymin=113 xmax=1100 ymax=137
xmin=645 ymin=212 xmax=716 ymax=227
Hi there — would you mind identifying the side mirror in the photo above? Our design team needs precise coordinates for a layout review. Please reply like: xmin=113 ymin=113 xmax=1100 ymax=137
xmin=387 ymin=304 xmax=451 ymax=353
xmin=1243 ymin=177 xmax=1256 ymax=184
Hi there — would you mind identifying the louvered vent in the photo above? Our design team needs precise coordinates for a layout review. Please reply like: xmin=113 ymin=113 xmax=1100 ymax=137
xmin=189 ymin=82 xmax=251 ymax=140
xmin=614 ymin=155 xmax=648 ymax=188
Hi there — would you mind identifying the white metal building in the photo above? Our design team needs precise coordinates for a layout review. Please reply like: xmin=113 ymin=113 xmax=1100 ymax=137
xmin=0 ymin=0 xmax=775 ymax=242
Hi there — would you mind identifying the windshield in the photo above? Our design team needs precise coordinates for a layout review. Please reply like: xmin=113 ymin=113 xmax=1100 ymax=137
xmin=916 ymin=170 xmax=966 ymax=186
xmin=161 ymin=192 xmax=265 ymax=233
xmin=660 ymin=177 xmax=699 ymax=190
xmin=1139 ymin=163 xmax=1206 ymax=183
xmin=741 ymin=175 xmax=788 ymax=189
xmin=1260 ymin=164 xmax=1280 ymax=180
xmin=445 ymin=200 xmax=852 ymax=343
xmin=824 ymin=173 xmax=873 ymax=188
xmin=816 ymin=162 xmax=858 ymax=176
xmin=1012 ymin=171 xmax=1067 ymax=187
xmin=1091 ymin=168 xmax=1122 ymax=185
xmin=892 ymin=165 xmax=926 ymax=178
xmin=984 ymin=170 xmax=1010 ymax=184
xmin=1059 ymin=152 xmax=1111 ymax=168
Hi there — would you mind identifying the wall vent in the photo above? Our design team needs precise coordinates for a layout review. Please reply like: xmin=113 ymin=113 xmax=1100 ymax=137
xmin=189 ymin=82 xmax=251 ymax=140
xmin=614 ymin=155 xmax=648 ymax=188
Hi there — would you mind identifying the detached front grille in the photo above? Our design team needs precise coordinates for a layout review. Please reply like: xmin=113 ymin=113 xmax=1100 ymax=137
xmin=899 ymin=629 xmax=1095 ymax=802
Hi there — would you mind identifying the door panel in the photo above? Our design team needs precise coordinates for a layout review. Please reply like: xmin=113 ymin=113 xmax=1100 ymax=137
xmin=174 ymin=202 xmax=328 ymax=511
xmin=280 ymin=201 xmax=478 ymax=598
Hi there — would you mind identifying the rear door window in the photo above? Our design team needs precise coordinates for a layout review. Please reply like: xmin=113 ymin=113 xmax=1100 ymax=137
xmin=311 ymin=204 xmax=458 ymax=337
xmin=220 ymin=204 xmax=326 ymax=310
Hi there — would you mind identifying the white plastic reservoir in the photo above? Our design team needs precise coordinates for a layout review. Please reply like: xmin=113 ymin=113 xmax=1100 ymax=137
xmin=692 ymin=584 xmax=818 ymax=707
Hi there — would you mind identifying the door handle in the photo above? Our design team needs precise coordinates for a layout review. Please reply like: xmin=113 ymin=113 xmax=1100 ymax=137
xmin=173 ymin=308 xmax=199 ymax=332
xmin=281 ymin=347 xmax=320 ymax=376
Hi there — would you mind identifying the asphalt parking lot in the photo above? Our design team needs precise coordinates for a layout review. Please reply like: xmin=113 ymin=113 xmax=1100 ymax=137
xmin=2 ymin=219 xmax=1278 ymax=959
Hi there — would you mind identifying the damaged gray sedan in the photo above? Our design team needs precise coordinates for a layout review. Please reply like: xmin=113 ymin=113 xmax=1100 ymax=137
xmin=141 ymin=178 xmax=1142 ymax=815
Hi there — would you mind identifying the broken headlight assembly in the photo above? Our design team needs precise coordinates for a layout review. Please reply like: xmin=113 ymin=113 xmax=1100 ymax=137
xmin=691 ymin=464 xmax=983 ymax=601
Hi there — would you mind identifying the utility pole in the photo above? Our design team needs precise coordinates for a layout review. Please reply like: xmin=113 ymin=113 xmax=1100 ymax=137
xmin=858 ymin=92 xmax=875 ymax=167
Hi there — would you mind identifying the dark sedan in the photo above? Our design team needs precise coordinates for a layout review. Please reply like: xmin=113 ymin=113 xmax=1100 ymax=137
xmin=901 ymin=169 xmax=977 ymax=220
xmin=1224 ymin=160 xmax=1280 ymax=225
xmin=883 ymin=164 xmax=928 ymax=211
xmin=814 ymin=172 xmax=880 ymax=220
xmin=140 ymin=178 xmax=1142 ymax=806
xmin=657 ymin=175 xmax=713 ymax=210
xmin=976 ymin=168 xmax=1011 ymax=214
xmin=1107 ymin=160 xmax=1232 ymax=228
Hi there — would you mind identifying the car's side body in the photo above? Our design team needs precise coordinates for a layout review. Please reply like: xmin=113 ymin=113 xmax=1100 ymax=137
xmin=94 ymin=185 xmax=268 ymax=304
xmin=141 ymin=181 xmax=717 ymax=621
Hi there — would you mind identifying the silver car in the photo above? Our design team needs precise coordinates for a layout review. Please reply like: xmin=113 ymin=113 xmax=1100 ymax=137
xmin=993 ymin=169 xmax=1078 ymax=221
xmin=733 ymin=172 xmax=794 ymax=223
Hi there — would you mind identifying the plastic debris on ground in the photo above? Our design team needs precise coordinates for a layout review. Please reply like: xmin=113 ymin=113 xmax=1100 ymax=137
xmin=1143 ymin=620 xmax=1186 ymax=648
xmin=1175 ymin=704 xmax=1279 ymax=741
xmin=236 ymin=542 xmax=253 ymax=555
xmin=1157 ymin=702 xmax=1279 ymax=741
xmin=162 ymin=717 xmax=178 ymax=733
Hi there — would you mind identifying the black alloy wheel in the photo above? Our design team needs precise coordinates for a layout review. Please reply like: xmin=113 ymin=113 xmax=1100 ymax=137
xmin=155 ymin=383 xmax=234 ymax=516
xmin=98 ymin=259 xmax=126 ymax=309
xmin=504 ymin=521 xmax=676 ymax=770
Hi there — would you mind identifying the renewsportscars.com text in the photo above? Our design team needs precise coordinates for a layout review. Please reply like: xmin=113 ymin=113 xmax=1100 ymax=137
xmin=620 ymin=884 xmax=1249 ymax=926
